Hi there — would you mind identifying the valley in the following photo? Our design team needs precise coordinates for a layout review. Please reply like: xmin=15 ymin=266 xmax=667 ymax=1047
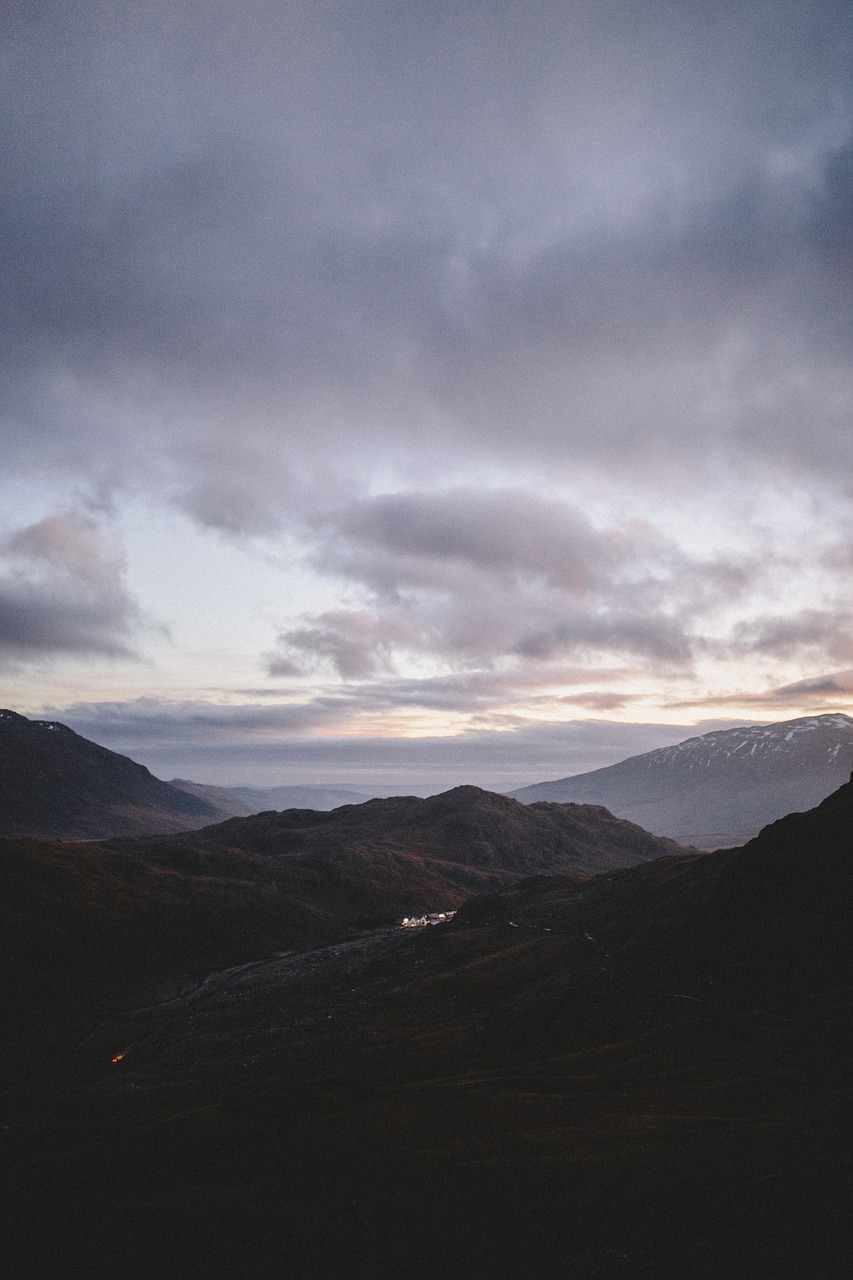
xmin=3 ymin=776 xmax=851 ymax=1278
xmin=1 ymin=710 xmax=850 ymax=1278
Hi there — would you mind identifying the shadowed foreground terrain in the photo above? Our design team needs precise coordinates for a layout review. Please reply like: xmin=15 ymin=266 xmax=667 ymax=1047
xmin=2 ymin=781 xmax=851 ymax=1279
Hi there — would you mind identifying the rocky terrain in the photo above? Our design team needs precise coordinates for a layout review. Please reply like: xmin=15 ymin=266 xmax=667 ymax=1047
xmin=510 ymin=712 xmax=853 ymax=847
xmin=2 ymin=773 xmax=850 ymax=1278
xmin=185 ymin=785 xmax=684 ymax=875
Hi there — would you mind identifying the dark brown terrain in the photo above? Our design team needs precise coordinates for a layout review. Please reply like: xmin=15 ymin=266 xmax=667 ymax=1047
xmin=0 ymin=786 xmax=680 ymax=1024
xmin=0 ymin=709 xmax=227 ymax=838
xmin=2 ymin=777 xmax=850 ymax=1279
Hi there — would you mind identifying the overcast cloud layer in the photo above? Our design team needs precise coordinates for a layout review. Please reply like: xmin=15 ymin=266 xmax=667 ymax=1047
xmin=3 ymin=1 xmax=853 ymax=786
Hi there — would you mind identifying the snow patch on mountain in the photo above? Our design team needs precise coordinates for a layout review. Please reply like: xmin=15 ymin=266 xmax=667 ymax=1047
xmin=637 ymin=715 xmax=853 ymax=773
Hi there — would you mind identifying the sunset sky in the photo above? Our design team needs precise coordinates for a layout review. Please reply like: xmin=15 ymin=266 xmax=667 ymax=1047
xmin=2 ymin=1 xmax=853 ymax=790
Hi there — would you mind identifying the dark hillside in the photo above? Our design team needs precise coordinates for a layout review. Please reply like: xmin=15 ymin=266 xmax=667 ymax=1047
xmin=2 ymin=775 xmax=850 ymax=1278
xmin=0 ymin=709 xmax=223 ymax=838
xmin=192 ymin=784 xmax=684 ymax=874
xmin=0 ymin=832 xmax=512 ymax=1022
xmin=0 ymin=786 xmax=677 ymax=1022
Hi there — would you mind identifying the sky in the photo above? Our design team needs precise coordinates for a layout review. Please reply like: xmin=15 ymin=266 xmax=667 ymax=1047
xmin=2 ymin=0 xmax=853 ymax=791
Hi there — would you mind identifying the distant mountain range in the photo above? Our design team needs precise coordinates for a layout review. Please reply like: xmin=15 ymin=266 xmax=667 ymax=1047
xmin=0 ymin=708 xmax=226 ymax=839
xmin=509 ymin=712 xmax=853 ymax=847
xmin=169 ymin=778 xmax=373 ymax=815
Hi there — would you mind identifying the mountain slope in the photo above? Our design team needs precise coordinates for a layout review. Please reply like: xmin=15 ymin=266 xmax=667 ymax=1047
xmin=188 ymin=785 xmax=685 ymax=876
xmin=5 ymin=774 xmax=850 ymax=1279
xmin=0 ymin=708 xmax=225 ymax=838
xmin=0 ymin=786 xmax=681 ymax=1016
xmin=510 ymin=712 xmax=853 ymax=846
xmin=166 ymin=778 xmax=257 ymax=816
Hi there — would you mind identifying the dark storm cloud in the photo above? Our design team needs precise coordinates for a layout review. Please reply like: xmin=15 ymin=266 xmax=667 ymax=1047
xmin=273 ymin=610 xmax=429 ymax=679
xmin=51 ymin=695 xmax=745 ymax=789
xmin=323 ymin=490 xmax=638 ymax=593
xmin=0 ymin=513 xmax=143 ymax=661
xmin=2 ymin=0 xmax=852 ymax=531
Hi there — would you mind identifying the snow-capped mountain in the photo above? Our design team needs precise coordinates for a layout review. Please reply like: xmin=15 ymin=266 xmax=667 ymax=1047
xmin=509 ymin=713 xmax=853 ymax=848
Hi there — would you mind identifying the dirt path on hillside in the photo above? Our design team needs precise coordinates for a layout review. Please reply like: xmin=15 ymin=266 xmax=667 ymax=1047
xmin=69 ymin=928 xmax=399 ymax=1077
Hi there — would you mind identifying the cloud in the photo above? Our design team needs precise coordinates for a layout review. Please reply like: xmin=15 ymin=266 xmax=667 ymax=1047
xmin=3 ymin=2 xmax=853 ymax=768
xmin=771 ymin=672 xmax=853 ymax=699
xmin=263 ymin=488 xmax=761 ymax=675
xmin=322 ymin=489 xmax=644 ymax=594
xmin=1 ymin=1 xmax=852 ymax=537
xmin=811 ymin=142 xmax=853 ymax=288
xmin=0 ymin=512 xmax=144 ymax=662
xmin=49 ymin=695 xmax=745 ymax=790
xmin=731 ymin=609 xmax=853 ymax=663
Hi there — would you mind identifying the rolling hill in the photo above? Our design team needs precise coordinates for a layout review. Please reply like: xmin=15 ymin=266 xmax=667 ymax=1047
xmin=0 ymin=785 xmax=682 ymax=1016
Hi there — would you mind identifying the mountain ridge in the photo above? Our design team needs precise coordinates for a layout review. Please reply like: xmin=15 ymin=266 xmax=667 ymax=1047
xmin=5 ymin=766 xmax=850 ymax=1278
xmin=509 ymin=712 xmax=853 ymax=846
xmin=0 ymin=783 xmax=682 ymax=1016
xmin=0 ymin=708 xmax=226 ymax=838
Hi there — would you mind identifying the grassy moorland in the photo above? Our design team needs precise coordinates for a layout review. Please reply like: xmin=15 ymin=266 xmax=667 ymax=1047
xmin=2 ymin=778 xmax=850 ymax=1278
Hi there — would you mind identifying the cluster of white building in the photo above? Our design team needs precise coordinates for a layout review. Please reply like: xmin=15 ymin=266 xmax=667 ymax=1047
xmin=399 ymin=911 xmax=456 ymax=929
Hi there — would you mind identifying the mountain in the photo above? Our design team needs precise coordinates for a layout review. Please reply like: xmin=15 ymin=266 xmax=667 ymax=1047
xmin=169 ymin=778 xmax=374 ymax=815
xmin=0 ymin=708 xmax=227 ymax=839
xmin=166 ymin=778 xmax=257 ymax=815
xmin=0 ymin=786 xmax=681 ymax=1017
xmin=509 ymin=712 xmax=853 ymax=847
xmin=188 ymin=785 xmax=685 ymax=876
xmin=4 ymin=773 xmax=850 ymax=1279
